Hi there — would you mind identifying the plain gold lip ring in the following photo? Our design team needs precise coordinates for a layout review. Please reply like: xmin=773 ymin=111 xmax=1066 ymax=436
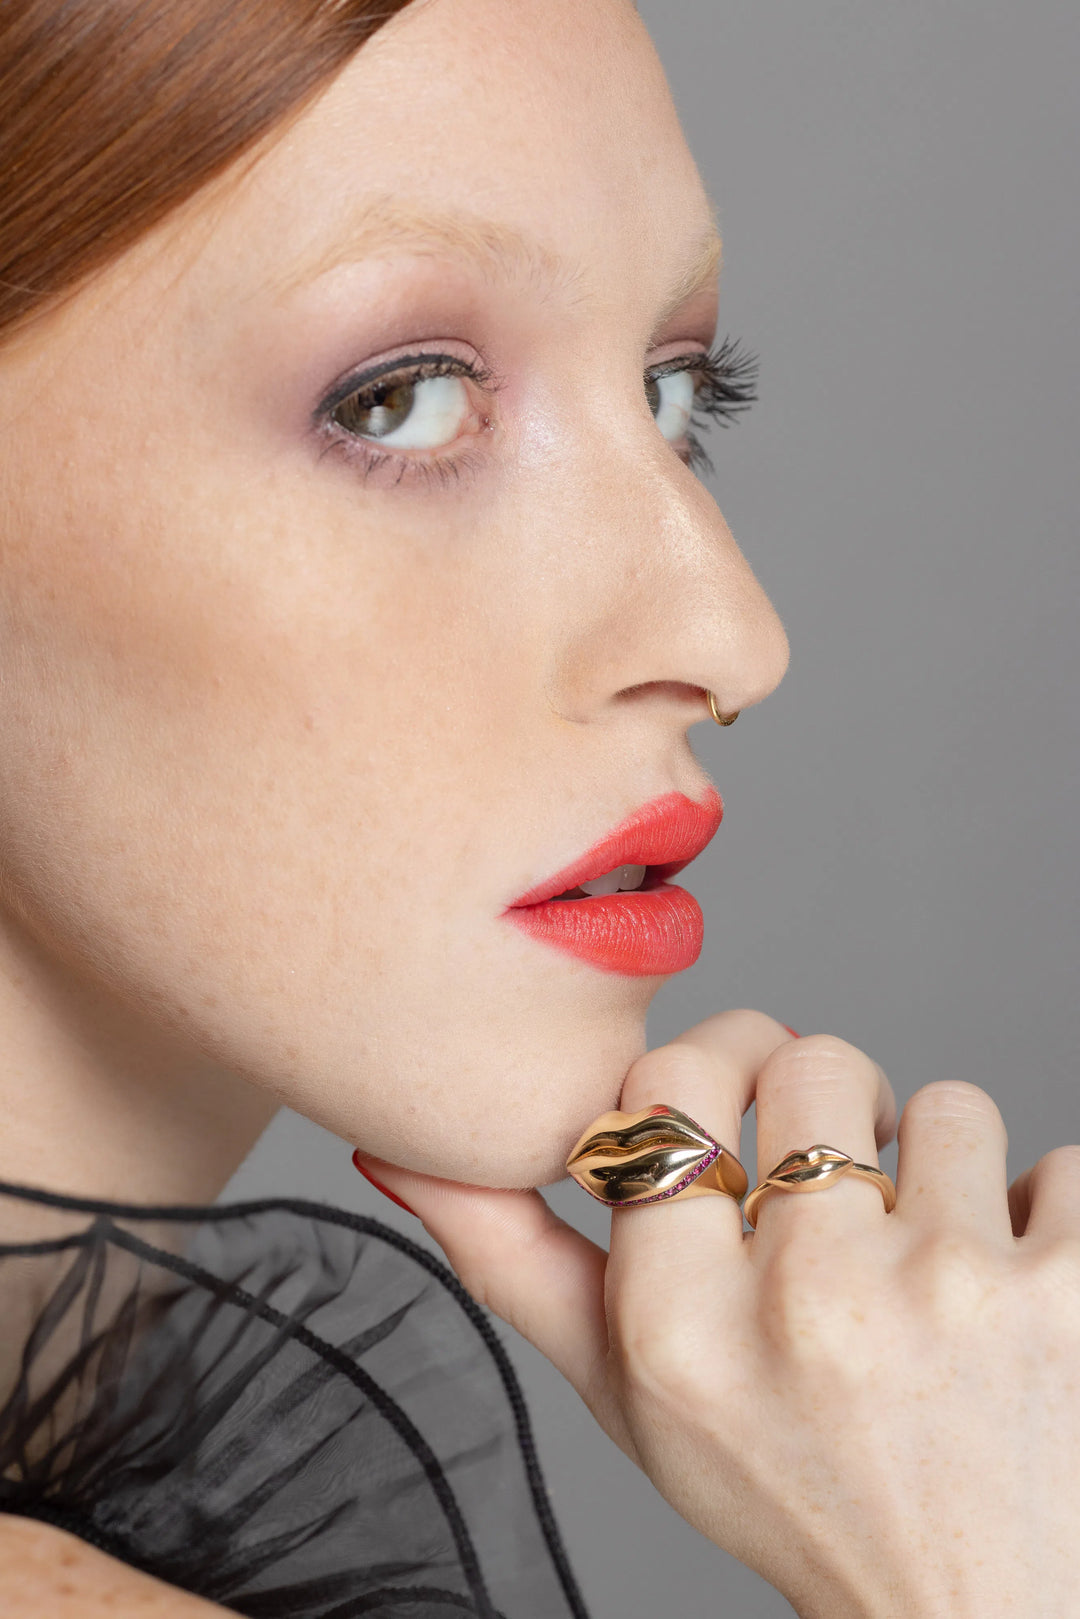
xmin=706 ymin=691 xmax=740 ymax=727
xmin=743 ymin=1145 xmax=897 ymax=1229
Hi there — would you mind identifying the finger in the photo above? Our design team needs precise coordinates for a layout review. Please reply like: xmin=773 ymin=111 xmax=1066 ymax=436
xmin=618 ymin=1008 xmax=796 ymax=1168
xmin=751 ymin=1035 xmax=897 ymax=1237
xmin=606 ymin=1011 xmax=796 ymax=1302
xmin=351 ymin=1153 xmax=610 ymax=1401
xmin=1010 ymin=1145 xmax=1080 ymax=1243
xmin=894 ymin=1081 xmax=1011 ymax=1241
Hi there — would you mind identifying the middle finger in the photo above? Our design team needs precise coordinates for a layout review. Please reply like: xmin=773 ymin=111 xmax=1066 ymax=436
xmin=605 ymin=1010 xmax=796 ymax=1288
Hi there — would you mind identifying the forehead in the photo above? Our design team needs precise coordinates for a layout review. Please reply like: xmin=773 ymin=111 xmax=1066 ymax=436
xmin=196 ymin=0 xmax=716 ymax=315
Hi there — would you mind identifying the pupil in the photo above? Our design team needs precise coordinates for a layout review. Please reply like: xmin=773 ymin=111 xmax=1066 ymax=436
xmin=335 ymin=378 xmax=415 ymax=438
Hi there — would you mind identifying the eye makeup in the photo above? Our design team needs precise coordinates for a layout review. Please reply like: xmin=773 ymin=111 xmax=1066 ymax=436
xmin=646 ymin=336 xmax=759 ymax=475
xmin=313 ymin=334 xmax=758 ymax=487
xmin=312 ymin=348 xmax=499 ymax=487
xmin=314 ymin=350 xmax=499 ymax=424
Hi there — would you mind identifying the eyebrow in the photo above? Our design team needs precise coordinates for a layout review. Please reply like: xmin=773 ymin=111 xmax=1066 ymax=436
xmin=285 ymin=196 xmax=572 ymax=295
xmin=652 ymin=224 xmax=723 ymax=332
xmin=284 ymin=194 xmax=723 ymax=326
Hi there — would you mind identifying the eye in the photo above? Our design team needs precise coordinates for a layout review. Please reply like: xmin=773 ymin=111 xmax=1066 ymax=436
xmin=645 ymin=340 xmax=759 ymax=475
xmin=645 ymin=368 xmax=695 ymax=443
xmin=331 ymin=370 xmax=472 ymax=449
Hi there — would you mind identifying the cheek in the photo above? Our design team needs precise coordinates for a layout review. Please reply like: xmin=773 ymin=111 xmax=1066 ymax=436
xmin=0 ymin=428 xmax=647 ymax=1182
xmin=0 ymin=435 xmax=475 ymax=948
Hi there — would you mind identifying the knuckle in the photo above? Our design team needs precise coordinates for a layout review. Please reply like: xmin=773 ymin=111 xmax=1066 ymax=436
xmin=1004 ymin=1245 xmax=1080 ymax=1374
xmin=755 ymin=1241 xmax=821 ymax=1340
xmin=623 ymin=1041 xmax=712 ymax=1096
xmin=902 ymin=1081 xmax=1007 ymax=1146
xmin=610 ymin=1312 xmax=708 ymax=1410
xmin=757 ymin=1032 xmax=879 ymax=1108
xmin=1028 ymin=1237 xmax=1080 ymax=1321
xmin=677 ymin=1007 xmax=784 ymax=1045
xmin=1034 ymin=1143 xmax=1080 ymax=1183
xmin=905 ymin=1230 xmax=1000 ymax=1322
xmin=710 ymin=1006 xmax=789 ymax=1042
xmin=755 ymin=1240 xmax=868 ymax=1373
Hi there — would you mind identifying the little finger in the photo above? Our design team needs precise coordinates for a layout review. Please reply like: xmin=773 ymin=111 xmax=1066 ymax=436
xmin=894 ymin=1081 xmax=1011 ymax=1242
xmin=1010 ymin=1145 xmax=1080 ymax=1243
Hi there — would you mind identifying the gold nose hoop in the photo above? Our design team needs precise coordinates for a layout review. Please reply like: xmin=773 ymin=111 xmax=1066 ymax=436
xmin=706 ymin=691 xmax=740 ymax=727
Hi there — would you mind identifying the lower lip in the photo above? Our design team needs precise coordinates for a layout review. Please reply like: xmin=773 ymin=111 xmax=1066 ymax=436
xmin=505 ymin=882 xmax=703 ymax=976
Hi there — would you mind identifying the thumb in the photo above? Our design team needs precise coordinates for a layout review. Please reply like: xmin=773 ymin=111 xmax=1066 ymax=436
xmin=352 ymin=1152 xmax=610 ymax=1402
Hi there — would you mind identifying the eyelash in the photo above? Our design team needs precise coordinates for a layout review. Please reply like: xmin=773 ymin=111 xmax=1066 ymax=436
xmin=314 ymin=352 xmax=498 ymax=489
xmin=315 ymin=337 xmax=758 ymax=486
xmin=649 ymin=336 xmax=759 ymax=477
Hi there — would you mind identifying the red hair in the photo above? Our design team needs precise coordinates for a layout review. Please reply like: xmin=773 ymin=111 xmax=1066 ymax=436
xmin=0 ymin=0 xmax=411 ymax=340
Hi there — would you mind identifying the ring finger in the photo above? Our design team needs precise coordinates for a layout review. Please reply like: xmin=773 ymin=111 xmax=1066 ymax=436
xmin=750 ymin=1034 xmax=896 ymax=1240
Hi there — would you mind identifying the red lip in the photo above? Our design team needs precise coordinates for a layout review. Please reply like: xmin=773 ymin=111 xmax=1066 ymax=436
xmin=503 ymin=787 xmax=723 ymax=977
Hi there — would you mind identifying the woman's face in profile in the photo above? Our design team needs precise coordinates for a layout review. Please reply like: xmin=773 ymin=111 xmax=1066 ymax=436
xmin=0 ymin=0 xmax=788 ymax=1186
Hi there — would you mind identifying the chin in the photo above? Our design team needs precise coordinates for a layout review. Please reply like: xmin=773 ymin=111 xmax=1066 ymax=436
xmin=256 ymin=959 xmax=655 ymax=1190
xmin=399 ymin=1014 xmax=646 ymax=1192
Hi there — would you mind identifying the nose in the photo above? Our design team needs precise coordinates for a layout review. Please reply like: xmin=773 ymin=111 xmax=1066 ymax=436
xmin=547 ymin=444 xmax=790 ymax=727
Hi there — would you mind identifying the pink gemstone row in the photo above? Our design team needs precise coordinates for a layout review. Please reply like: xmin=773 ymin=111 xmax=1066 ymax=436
xmin=599 ymin=1141 xmax=722 ymax=1208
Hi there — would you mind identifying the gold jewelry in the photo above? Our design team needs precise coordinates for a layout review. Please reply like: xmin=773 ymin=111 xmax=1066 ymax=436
xmin=743 ymin=1144 xmax=897 ymax=1229
xmin=566 ymin=1104 xmax=748 ymax=1208
xmin=706 ymin=691 xmax=740 ymax=727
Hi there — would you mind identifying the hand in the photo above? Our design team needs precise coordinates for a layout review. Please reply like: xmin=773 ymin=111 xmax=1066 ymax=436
xmin=355 ymin=1011 xmax=1080 ymax=1619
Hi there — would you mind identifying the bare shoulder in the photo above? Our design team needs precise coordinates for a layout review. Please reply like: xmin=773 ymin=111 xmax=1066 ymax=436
xmin=0 ymin=1515 xmax=237 ymax=1616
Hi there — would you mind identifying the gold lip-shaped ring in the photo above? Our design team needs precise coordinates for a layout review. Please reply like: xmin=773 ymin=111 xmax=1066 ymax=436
xmin=566 ymin=1104 xmax=748 ymax=1208
xmin=743 ymin=1144 xmax=897 ymax=1229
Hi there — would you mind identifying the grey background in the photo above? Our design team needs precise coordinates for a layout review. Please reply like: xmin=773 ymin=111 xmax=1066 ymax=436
xmin=226 ymin=4 xmax=1080 ymax=1614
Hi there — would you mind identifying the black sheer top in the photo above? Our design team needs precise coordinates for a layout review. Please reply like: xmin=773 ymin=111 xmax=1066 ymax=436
xmin=0 ymin=1180 xmax=590 ymax=1618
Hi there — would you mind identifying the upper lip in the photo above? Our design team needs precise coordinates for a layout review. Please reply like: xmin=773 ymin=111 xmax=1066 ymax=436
xmin=507 ymin=787 xmax=724 ymax=908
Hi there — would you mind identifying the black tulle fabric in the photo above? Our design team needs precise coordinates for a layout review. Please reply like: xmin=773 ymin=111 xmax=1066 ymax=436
xmin=0 ymin=1180 xmax=590 ymax=1618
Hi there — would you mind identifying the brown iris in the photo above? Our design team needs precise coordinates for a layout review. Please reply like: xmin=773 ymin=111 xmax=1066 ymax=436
xmin=332 ymin=377 xmax=415 ymax=439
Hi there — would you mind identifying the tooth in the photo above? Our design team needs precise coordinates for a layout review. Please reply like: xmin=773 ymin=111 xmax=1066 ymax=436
xmin=579 ymin=868 xmax=624 ymax=897
xmin=578 ymin=864 xmax=648 ymax=897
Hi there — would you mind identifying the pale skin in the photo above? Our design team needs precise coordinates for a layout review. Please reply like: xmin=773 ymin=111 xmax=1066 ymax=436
xmin=0 ymin=0 xmax=1076 ymax=1615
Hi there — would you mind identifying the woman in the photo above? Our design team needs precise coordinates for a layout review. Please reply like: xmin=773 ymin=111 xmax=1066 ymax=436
xmin=1 ymin=0 xmax=1076 ymax=1614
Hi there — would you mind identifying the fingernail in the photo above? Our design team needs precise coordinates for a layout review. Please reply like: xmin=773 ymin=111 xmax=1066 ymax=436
xmin=351 ymin=1150 xmax=417 ymax=1216
xmin=781 ymin=1024 xmax=801 ymax=1039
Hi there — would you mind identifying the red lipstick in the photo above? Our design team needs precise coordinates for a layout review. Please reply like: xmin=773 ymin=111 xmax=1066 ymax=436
xmin=503 ymin=787 xmax=723 ymax=976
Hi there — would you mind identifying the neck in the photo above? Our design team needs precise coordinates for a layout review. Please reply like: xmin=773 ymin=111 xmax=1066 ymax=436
xmin=0 ymin=910 xmax=279 ymax=1208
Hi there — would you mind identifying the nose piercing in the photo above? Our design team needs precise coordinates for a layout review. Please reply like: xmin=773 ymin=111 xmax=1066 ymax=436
xmin=706 ymin=691 xmax=740 ymax=727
